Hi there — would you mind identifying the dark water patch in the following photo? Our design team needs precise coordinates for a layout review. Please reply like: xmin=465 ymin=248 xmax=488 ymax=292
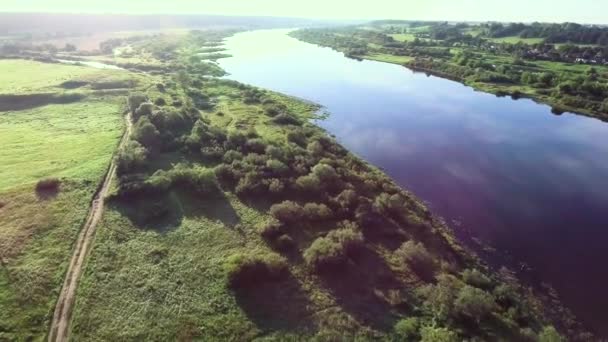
xmin=0 ymin=93 xmax=85 ymax=111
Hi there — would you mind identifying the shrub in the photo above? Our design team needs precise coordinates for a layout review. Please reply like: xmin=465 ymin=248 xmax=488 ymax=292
xmin=419 ymin=326 xmax=458 ymax=342
xmin=538 ymin=326 xmax=564 ymax=342
xmin=287 ymin=130 xmax=307 ymax=146
xmin=307 ymin=140 xmax=324 ymax=156
xmin=396 ymin=241 xmax=436 ymax=275
xmin=312 ymin=163 xmax=339 ymax=182
xmin=304 ymin=236 xmax=345 ymax=270
xmin=134 ymin=102 xmax=155 ymax=119
xmin=326 ymin=227 xmax=364 ymax=253
xmin=304 ymin=227 xmax=364 ymax=271
xmin=223 ymin=150 xmax=243 ymax=164
xmin=303 ymin=203 xmax=332 ymax=221
xmin=128 ymin=92 xmax=147 ymax=113
xmin=245 ymin=138 xmax=267 ymax=154
xmin=264 ymin=105 xmax=282 ymax=117
xmin=272 ymin=113 xmax=301 ymax=125
xmin=259 ymin=220 xmax=284 ymax=240
xmin=224 ymin=252 xmax=288 ymax=288
xmin=266 ymin=159 xmax=289 ymax=175
xmin=454 ymin=285 xmax=496 ymax=323
xmin=273 ymin=234 xmax=295 ymax=252
xmin=462 ymin=269 xmax=493 ymax=289
xmin=270 ymin=201 xmax=304 ymax=223
xmin=235 ymin=172 xmax=264 ymax=195
xmin=394 ymin=317 xmax=419 ymax=340
xmin=335 ymin=189 xmax=358 ymax=209
xmin=132 ymin=116 xmax=161 ymax=150
xmin=265 ymin=145 xmax=284 ymax=160
xmin=296 ymin=174 xmax=321 ymax=192
xmin=154 ymin=97 xmax=166 ymax=106
xmin=226 ymin=130 xmax=247 ymax=149
xmin=35 ymin=178 xmax=61 ymax=193
xmin=150 ymin=166 xmax=220 ymax=195
xmin=116 ymin=140 xmax=148 ymax=175
xmin=268 ymin=178 xmax=285 ymax=194
xmin=214 ymin=164 xmax=237 ymax=185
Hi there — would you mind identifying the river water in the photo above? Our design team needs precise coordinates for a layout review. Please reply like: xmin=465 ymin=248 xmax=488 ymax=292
xmin=218 ymin=29 xmax=608 ymax=334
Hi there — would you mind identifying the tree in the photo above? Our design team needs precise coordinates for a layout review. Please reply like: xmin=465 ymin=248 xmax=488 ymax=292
xmin=538 ymin=326 xmax=564 ymax=342
xmin=420 ymin=326 xmax=458 ymax=342
xmin=116 ymin=140 xmax=148 ymax=175
xmin=128 ymin=93 xmax=148 ymax=113
xmin=132 ymin=116 xmax=161 ymax=151
xmin=454 ymin=285 xmax=496 ymax=323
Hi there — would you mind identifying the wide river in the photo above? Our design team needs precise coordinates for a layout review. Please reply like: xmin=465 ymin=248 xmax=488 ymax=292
xmin=218 ymin=29 xmax=608 ymax=334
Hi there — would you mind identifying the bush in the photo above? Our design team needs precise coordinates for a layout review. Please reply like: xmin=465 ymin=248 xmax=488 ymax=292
xmin=419 ymin=326 xmax=458 ymax=342
xmin=538 ymin=326 xmax=564 ymax=342
xmin=214 ymin=164 xmax=237 ymax=185
xmin=134 ymin=102 xmax=155 ymax=119
xmin=35 ymin=178 xmax=61 ymax=193
xmin=335 ymin=189 xmax=358 ymax=210
xmin=267 ymin=178 xmax=285 ymax=194
xmin=223 ymin=150 xmax=243 ymax=163
xmin=462 ymin=269 xmax=493 ymax=289
xmin=307 ymin=140 xmax=324 ymax=156
xmin=274 ymin=234 xmax=295 ymax=251
xmin=265 ymin=145 xmax=284 ymax=160
xmin=394 ymin=317 xmax=419 ymax=340
xmin=272 ymin=113 xmax=301 ymax=125
xmin=128 ymin=92 xmax=147 ymax=113
xmin=312 ymin=163 xmax=339 ymax=182
xmin=303 ymin=203 xmax=332 ymax=221
xmin=154 ymin=97 xmax=166 ymax=106
xmin=224 ymin=252 xmax=288 ymax=288
xmin=454 ymin=285 xmax=496 ymax=323
xmin=270 ymin=201 xmax=304 ymax=223
xmin=245 ymin=138 xmax=267 ymax=154
xmin=304 ymin=236 xmax=345 ymax=270
xmin=266 ymin=159 xmax=289 ymax=175
xmin=296 ymin=174 xmax=321 ymax=192
xmin=396 ymin=240 xmax=436 ymax=275
xmin=132 ymin=116 xmax=161 ymax=150
xmin=149 ymin=166 xmax=220 ymax=195
xmin=259 ymin=220 xmax=284 ymax=240
xmin=235 ymin=172 xmax=264 ymax=195
xmin=287 ymin=130 xmax=307 ymax=146
xmin=116 ymin=140 xmax=148 ymax=175
xmin=226 ymin=130 xmax=247 ymax=149
xmin=304 ymin=227 xmax=364 ymax=271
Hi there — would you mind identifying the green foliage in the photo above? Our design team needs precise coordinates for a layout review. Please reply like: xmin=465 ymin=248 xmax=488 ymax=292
xmin=394 ymin=317 xmax=420 ymax=340
xmin=539 ymin=326 xmax=564 ymax=342
xmin=127 ymin=92 xmax=147 ymax=113
xmin=454 ymin=285 xmax=496 ymax=323
xmin=396 ymin=240 xmax=436 ymax=275
xmin=303 ymin=203 xmax=333 ymax=221
xmin=419 ymin=325 xmax=458 ymax=342
xmin=270 ymin=201 xmax=304 ymax=223
xmin=132 ymin=116 xmax=161 ymax=151
xmin=224 ymin=252 xmax=288 ymax=288
xmin=304 ymin=227 xmax=364 ymax=271
xmin=311 ymin=163 xmax=339 ymax=182
xmin=461 ymin=269 xmax=493 ymax=289
xmin=296 ymin=174 xmax=322 ymax=193
xmin=116 ymin=140 xmax=148 ymax=175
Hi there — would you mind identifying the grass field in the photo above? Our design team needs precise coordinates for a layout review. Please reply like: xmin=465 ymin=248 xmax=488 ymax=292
xmin=389 ymin=33 xmax=417 ymax=42
xmin=486 ymin=36 xmax=545 ymax=44
xmin=363 ymin=53 xmax=414 ymax=65
xmin=0 ymin=59 xmax=139 ymax=340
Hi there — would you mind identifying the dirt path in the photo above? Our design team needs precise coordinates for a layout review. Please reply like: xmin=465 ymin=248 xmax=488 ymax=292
xmin=48 ymin=112 xmax=132 ymax=342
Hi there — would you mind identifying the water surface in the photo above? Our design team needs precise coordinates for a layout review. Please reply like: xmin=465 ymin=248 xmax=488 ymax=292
xmin=219 ymin=29 xmax=608 ymax=334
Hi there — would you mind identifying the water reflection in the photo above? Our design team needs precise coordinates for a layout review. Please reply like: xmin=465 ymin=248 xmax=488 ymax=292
xmin=219 ymin=29 xmax=608 ymax=334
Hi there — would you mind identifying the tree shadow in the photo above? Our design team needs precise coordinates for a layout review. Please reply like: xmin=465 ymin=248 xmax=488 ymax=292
xmin=360 ymin=214 xmax=407 ymax=251
xmin=234 ymin=272 xmax=316 ymax=333
xmin=319 ymin=248 xmax=402 ymax=331
xmin=111 ymin=188 xmax=240 ymax=233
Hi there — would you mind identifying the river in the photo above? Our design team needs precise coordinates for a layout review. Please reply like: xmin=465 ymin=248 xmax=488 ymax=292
xmin=218 ymin=29 xmax=608 ymax=335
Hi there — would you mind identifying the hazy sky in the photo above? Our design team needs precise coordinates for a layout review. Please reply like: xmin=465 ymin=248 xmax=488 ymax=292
xmin=1 ymin=0 xmax=606 ymax=24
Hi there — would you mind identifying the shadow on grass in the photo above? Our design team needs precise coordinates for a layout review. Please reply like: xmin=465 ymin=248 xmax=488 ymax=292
xmin=319 ymin=248 xmax=402 ymax=331
xmin=111 ymin=188 xmax=240 ymax=233
xmin=234 ymin=272 xmax=316 ymax=333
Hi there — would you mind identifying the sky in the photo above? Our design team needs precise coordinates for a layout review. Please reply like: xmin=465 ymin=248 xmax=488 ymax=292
xmin=0 ymin=0 xmax=606 ymax=24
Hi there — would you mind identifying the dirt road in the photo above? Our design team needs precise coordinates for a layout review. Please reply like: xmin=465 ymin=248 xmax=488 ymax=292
xmin=48 ymin=112 xmax=132 ymax=342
